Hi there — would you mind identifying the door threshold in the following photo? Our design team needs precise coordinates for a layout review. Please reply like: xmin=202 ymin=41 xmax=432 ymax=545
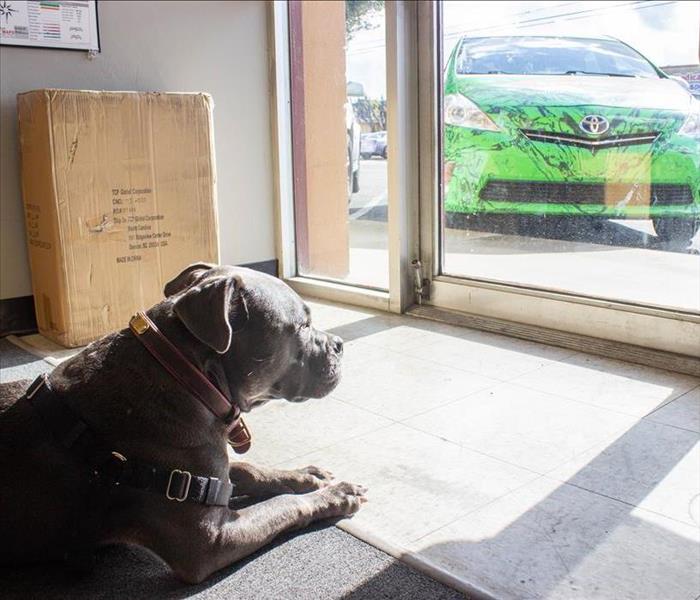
xmin=408 ymin=304 xmax=700 ymax=377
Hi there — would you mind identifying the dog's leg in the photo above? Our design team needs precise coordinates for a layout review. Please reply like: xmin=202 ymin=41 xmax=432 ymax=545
xmin=165 ymin=481 xmax=367 ymax=583
xmin=229 ymin=462 xmax=334 ymax=496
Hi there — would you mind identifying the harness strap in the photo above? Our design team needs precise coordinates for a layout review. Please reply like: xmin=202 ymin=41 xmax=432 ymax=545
xmin=25 ymin=374 xmax=235 ymax=507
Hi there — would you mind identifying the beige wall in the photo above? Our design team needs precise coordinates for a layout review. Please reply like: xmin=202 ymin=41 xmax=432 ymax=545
xmin=0 ymin=0 xmax=275 ymax=300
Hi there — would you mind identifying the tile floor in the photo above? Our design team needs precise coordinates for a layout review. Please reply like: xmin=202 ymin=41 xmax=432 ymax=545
xmin=241 ymin=299 xmax=700 ymax=600
xmin=7 ymin=300 xmax=699 ymax=599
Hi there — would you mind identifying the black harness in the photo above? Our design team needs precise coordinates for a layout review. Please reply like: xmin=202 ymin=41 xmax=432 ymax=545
xmin=24 ymin=374 xmax=235 ymax=508
xmin=22 ymin=369 xmax=241 ymax=566
xmin=18 ymin=311 xmax=253 ymax=568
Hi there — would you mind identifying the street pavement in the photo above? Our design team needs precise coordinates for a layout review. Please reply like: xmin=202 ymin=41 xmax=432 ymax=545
xmin=349 ymin=158 xmax=388 ymax=221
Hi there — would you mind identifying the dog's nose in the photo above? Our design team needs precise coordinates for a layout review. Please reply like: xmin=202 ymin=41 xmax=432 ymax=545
xmin=330 ymin=335 xmax=343 ymax=355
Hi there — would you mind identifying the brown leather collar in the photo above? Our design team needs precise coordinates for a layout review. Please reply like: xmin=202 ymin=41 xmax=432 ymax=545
xmin=129 ymin=311 xmax=251 ymax=453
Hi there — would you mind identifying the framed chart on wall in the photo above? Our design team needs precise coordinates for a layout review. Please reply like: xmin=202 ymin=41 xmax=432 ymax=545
xmin=0 ymin=0 xmax=99 ymax=52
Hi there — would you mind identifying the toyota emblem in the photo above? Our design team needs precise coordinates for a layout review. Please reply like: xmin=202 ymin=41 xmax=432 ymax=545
xmin=579 ymin=115 xmax=610 ymax=136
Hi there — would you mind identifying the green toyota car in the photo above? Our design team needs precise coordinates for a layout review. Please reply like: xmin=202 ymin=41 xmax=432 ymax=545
xmin=443 ymin=35 xmax=700 ymax=245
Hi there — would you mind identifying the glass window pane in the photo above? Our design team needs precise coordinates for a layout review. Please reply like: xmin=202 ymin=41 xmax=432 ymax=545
xmin=289 ymin=0 xmax=388 ymax=289
xmin=441 ymin=1 xmax=700 ymax=312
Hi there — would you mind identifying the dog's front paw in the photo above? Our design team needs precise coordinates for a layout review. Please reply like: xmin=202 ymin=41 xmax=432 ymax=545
xmin=313 ymin=481 xmax=368 ymax=519
xmin=299 ymin=465 xmax=334 ymax=486
xmin=283 ymin=465 xmax=334 ymax=494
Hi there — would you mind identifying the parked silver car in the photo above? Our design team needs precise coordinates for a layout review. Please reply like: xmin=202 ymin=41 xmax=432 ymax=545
xmin=360 ymin=130 xmax=387 ymax=159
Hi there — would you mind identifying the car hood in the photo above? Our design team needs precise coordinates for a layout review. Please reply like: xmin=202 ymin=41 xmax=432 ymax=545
xmin=453 ymin=75 xmax=693 ymax=135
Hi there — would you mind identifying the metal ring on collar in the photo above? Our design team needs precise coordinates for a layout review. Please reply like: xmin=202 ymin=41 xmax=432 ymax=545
xmin=166 ymin=469 xmax=192 ymax=502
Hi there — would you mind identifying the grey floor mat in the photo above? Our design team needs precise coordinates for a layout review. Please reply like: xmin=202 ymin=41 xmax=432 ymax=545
xmin=0 ymin=339 xmax=466 ymax=600
xmin=0 ymin=527 xmax=466 ymax=600
xmin=0 ymin=338 xmax=53 ymax=383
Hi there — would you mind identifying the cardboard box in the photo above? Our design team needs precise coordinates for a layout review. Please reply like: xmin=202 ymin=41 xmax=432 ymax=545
xmin=17 ymin=89 xmax=219 ymax=347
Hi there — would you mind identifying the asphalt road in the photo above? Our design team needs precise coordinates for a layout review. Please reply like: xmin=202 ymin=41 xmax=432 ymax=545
xmin=349 ymin=158 xmax=388 ymax=220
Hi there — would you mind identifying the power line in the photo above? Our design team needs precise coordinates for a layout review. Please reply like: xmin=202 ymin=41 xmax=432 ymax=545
xmin=442 ymin=0 xmax=581 ymax=36
xmin=351 ymin=1 xmax=657 ymax=54
xmin=443 ymin=0 xmax=670 ymax=39
xmin=349 ymin=0 xmax=581 ymax=50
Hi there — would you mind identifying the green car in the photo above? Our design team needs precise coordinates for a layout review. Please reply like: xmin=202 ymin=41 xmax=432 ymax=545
xmin=443 ymin=35 xmax=700 ymax=245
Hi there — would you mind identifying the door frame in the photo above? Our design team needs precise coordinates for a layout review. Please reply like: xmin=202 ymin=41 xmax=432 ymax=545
xmin=268 ymin=0 xmax=419 ymax=313
xmin=415 ymin=0 xmax=700 ymax=357
xmin=269 ymin=0 xmax=700 ymax=359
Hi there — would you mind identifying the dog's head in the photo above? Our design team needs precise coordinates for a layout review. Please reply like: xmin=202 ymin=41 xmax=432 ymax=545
xmin=163 ymin=263 xmax=343 ymax=412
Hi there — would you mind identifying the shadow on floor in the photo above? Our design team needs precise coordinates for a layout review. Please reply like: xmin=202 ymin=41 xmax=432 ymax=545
xmin=0 ymin=339 xmax=53 ymax=384
xmin=414 ymin=415 xmax=698 ymax=599
xmin=0 ymin=339 xmax=44 ymax=369
xmin=326 ymin=314 xmax=700 ymax=599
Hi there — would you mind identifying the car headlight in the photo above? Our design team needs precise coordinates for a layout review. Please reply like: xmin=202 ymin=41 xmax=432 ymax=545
xmin=679 ymin=106 xmax=700 ymax=139
xmin=444 ymin=94 xmax=501 ymax=131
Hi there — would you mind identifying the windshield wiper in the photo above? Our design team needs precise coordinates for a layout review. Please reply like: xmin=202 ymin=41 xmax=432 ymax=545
xmin=562 ymin=70 xmax=637 ymax=78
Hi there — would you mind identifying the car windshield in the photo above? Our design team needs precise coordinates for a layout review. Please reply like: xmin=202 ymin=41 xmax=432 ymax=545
xmin=455 ymin=36 xmax=660 ymax=79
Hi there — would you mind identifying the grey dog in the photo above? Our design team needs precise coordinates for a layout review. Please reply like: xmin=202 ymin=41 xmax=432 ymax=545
xmin=0 ymin=263 xmax=367 ymax=583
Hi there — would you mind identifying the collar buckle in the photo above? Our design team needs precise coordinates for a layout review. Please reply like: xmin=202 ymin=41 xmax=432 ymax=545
xmin=228 ymin=418 xmax=252 ymax=454
xmin=129 ymin=312 xmax=150 ymax=335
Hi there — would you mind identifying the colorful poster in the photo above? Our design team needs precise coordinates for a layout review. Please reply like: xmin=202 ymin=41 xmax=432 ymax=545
xmin=1 ymin=1 xmax=99 ymax=51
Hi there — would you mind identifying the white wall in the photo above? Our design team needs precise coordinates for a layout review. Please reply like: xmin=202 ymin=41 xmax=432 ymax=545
xmin=0 ymin=0 xmax=275 ymax=300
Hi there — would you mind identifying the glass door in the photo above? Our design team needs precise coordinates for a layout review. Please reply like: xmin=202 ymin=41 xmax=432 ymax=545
xmin=419 ymin=0 xmax=700 ymax=354
xmin=288 ymin=0 xmax=389 ymax=290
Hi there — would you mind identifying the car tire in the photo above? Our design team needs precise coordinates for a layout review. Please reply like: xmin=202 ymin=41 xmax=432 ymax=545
xmin=381 ymin=147 xmax=387 ymax=159
xmin=652 ymin=217 xmax=699 ymax=247
xmin=360 ymin=153 xmax=371 ymax=160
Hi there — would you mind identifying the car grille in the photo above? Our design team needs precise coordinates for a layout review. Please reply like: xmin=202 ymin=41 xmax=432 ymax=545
xmin=521 ymin=130 xmax=659 ymax=150
xmin=480 ymin=181 xmax=694 ymax=206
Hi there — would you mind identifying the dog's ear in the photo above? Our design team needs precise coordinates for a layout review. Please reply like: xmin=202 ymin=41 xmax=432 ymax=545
xmin=164 ymin=263 xmax=217 ymax=297
xmin=172 ymin=275 xmax=248 ymax=353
